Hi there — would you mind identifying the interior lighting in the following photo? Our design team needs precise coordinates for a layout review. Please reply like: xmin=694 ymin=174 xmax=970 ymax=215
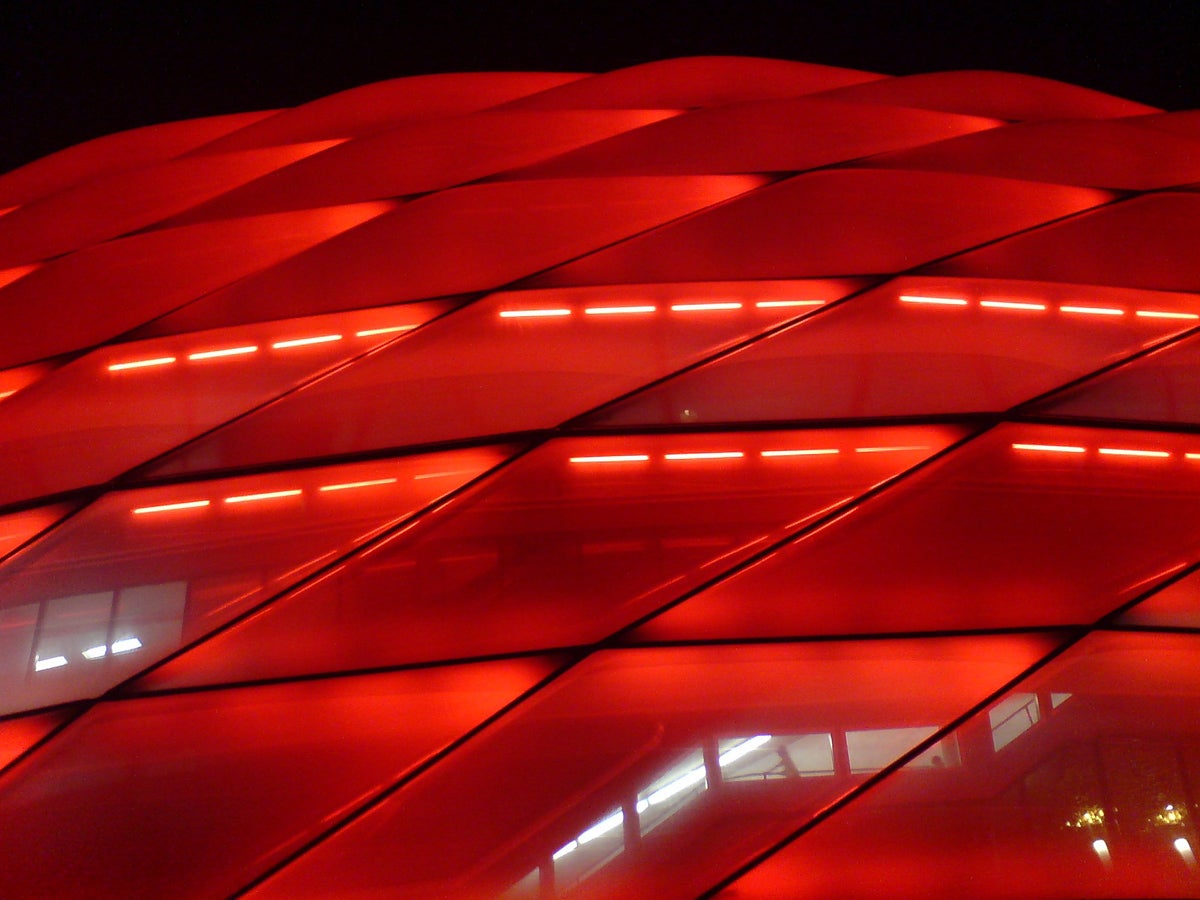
xmin=1097 ymin=447 xmax=1170 ymax=458
xmin=355 ymin=325 xmax=417 ymax=337
xmin=762 ymin=448 xmax=838 ymax=457
xmin=1092 ymin=839 xmax=1111 ymax=862
xmin=1135 ymin=310 xmax=1199 ymax=320
xmin=578 ymin=811 xmax=624 ymax=845
xmin=583 ymin=305 xmax=656 ymax=315
xmin=34 ymin=656 xmax=68 ymax=672
xmin=854 ymin=445 xmax=927 ymax=453
xmin=133 ymin=499 xmax=211 ymax=515
xmin=755 ymin=300 xmax=823 ymax=308
xmin=552 ymin=841 xmax=578 ymax=861
xmin=1060 ymin=305 xmax=1123 ymax=316
xmin=664 ymin=451 xmax=744 ymax=460
xmin=1012 ymin=443 xmax=1086 ymax=454
xmin=272 ymin=335 xmax=342 ymax=349
xmin=82 ymin=645 xmax=108 ymax=660
xmin=979 ymin=300 xmax=1046 ymax=311
xmin=108 ymin=356 xmax=176 ymax=371
xmin=899 ymin=295 xmax=967 ymax=306
xmin=569 ymin=454 xmax=650 ymax=463
xmin=188 ymin=345 xmax=258 ymax=361
xmin=498 ymin=309 xmax=570 ymax=319
xmin=224 ymin=489 xmax=303 ymax=505
xmin=1186 ymin=453 xmax=1200 ymax=461
xmin=318 ymin=478 xmax=398 ymax=492
xmin=670 ymin=302 xmax=742 ymax=311
xmin=111 ymin=637 xmax=142 ymax=654
xmin=718 ymin=734 xmax=772 ymax=767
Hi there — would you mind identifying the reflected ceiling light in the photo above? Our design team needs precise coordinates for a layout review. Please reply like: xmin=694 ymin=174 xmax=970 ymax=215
xmin=318 ymin=478 xmax=399 ymax=492
xmin=664 ymin=451 xmax=744 ymax=460
xmin=81 ymin=645 xmax=108 ymax=660
xmin=854 ymin=445 xmax=927 ymax=453
xmin=34 ymin=656 xmax=68 ymax=672
xmin=755 ymin=300 xmax=823 ymax=308
xmin=498 ymin=309 xmax=571 ymax=319
xmin=111 ymin=637 xmax=143 ymax=654
xmin=272 ymin=335 xmax=343 ymax=349
xmin=670 ymin=302 xmax=742 ymax=311
xmin=188 ymin=345 xmax=258 ymax=361
xmin=898 ymin=295 xmax=967 ymax=306
xmin=1135 ymin=309 xmax=1199 ymax=320
xmin=133 ymin=499 xmax=211 ymax=515
xmin=1060 ymin=305 xmax=1123 ymax=316
xmin=979 ymin=300 xmax=1046 ymax=311
xmin=761 ymin=448 xmax=839 ymax=457
xmin=108 ymin=356 xmax=176 ymax=371
xmin=569 ymin=454 xmax=650 ymax=464
xmin=1097 ymin=447 xmax=1170 ymax=458
xmin=355 ymin=325 xmax=417 ymax=337
xmin=1012 ymin=443 xmax=1086 ymax=454
xmin=584 ymin=305 xmax=656 ymax=315
xmin=224 ymin=489 xmax=303 ymax=504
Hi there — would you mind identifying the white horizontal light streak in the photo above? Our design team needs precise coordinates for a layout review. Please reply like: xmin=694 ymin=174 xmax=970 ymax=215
xmin=111 ymin=637 xmax=142 ymax=654
xmin=35 ymin=655 xmax=68 ymax=672
xmin=755 ymin=299 xmax=823 ymax=308
xmin=272 ymin=334 xmax=342 ymax=348
xmin=719 ymin=734 xmax=772 ymax=767
xmin=979 ymin=300 xmax=1046 ymax=311
xmin=899 ymin=295 xmax=967 ymax=307
xmin=584 ymin=305 xmax=656 ymax=315
xmin=670 ymin=302 xmax=742 ymax=311
xmin=761 ymin=448 xmax=838 ymax=457
xmin=1060 ymin=305 xmax=1123 ymax=316
xmin=318 ymin=477 xmax=398 ymax=492
xmin=355 ymin=325 xmax=417 ymax=337
xmin=854 ymin=445 xmax=927 ymax=453
xmin=569 ymin=454 xmax=649 ymax=464
xmin=188 ymin=345 xmax=258 ymax=360
xmin=224 ymin=489 xmax=303 ymax=505
xmin=82 ymin=645 xmax=108 ymax=660
xmin=1187 ymin=453 xmax=1200 ymax=461
xmin=498 ymin=308 xmax=570 ymax=319
xmin=552 ymin=841 xmax=578 ymax=861
xmin=664 ymin=451 xmax=744 ymax=460
xmin=577 ymin=810 xmax=625 ymax=845
xmin=1012 ymin=443 xmax=1086 ymax=454
xmin=1136 ymin=309 xmax=1200 ymax=320
xmin=108 ymin=356 xmax=176 ymax=371
xmin=133 ymin=499 xmax=211 ymax=515
xmin=1098 ymin=447 xmax=1170 ymax=458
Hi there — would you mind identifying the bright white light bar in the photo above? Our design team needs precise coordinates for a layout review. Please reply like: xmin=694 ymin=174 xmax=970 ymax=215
xmin=569 ymin=454 xmax=650 ymax=464
xmin=1012 ymin=443 xmax=1086 ymax=454
xmin=318 ymin=477 xmax=398 ymax=492
xmin=188 ymin=345 xmax=257 ymax=360
xmin=583 ymin=305 xmax=656 ymax=315
xmin=646 ymin=765 xmax=707 ymax=806
xmin=578 ymin=810 xmax=624 ymax=845
xmin=35 ymin=655 xmax=67 ymax=672
xmin=979 ymin=300 xmax=1046 ymax=311
xmin=1186 ymin=453 xmax=1200 ymax=460
xmin=1092 ymin=839 xmax=1111 ymax=859
xmin=133 ymin=499 xmax=211 ymax=515
xmin=82 ymin=645 xmax=107 ymax=660
xmin=272 ymin=334 xmax=342 ymax=348
xmin=1098 ymin=447 xmax=1170 ymax=458
xmin=108 ymin=356 xmax=176 ymax=371
xmin=498 ymin=309 xmax=570 ymax=319
xmin=899 ymin=295 xmax=967 ymax=306
xmin=761 ymin=448 xmax=838 ymax=457
xmin=111 ymin=637 xmax=142 ymax=654
xmin=755 ymin=300 xmax=823 ymax=308
xmin=670 ymin=302 xmax=742 ymax=311
xmin=718 ymin=734 xmax=772 ymax=767
xmin=552 ymin=841 xmax=578 ymax=861
xmin=664 ymin=451 xmax=744 ymax=460
xmin=854 ymin=445 xmax=927 ymax=453
xmin=355 ymin=325 xmax=417 ymax=337
xmin=224 ymin=489 xmax=303 ymax=504
xmin=1060 ymin=305 xmax=1123 ymax=316
xmin=1136 ymin=309 xmax=1200 ymax=320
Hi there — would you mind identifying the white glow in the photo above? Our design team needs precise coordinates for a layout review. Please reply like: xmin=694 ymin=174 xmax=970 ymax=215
xmin=318 ymin=477 xmax=398 ymax=492
xmin=498 ymin=309 xmax=570 ymax=319
xmin=1012 ymin=443 xmax=1086 ymax=454
xmin=761 ymin=448 xmax=838 ymax=457
xmin=108 ymin=356 xmax=176 ymax=371
xmin=568 ymin=454 xmax=649 ymax=463
xmin=755 ymin=300 xmax=823 ymax=308
xmin=224 ymin=489 xmax=303 ymax=504
xmin=1060 ymin=305 xmax=1123 ymax=316
xmin=664 ymin=451 xmax=744 ymax=460
xmin=82 ymin=645 xmax=108 ymax=660
xmin=1092 ymin=838 xmax=1111 ymax=860
xmin=1136 ymin=309 xmax=1200 ymax=320
xmin=979 ymin=300 xmax=1046 ymax=311
xmin=111 ymin=637 xmax=142 ymax=654
xmin=647 ymin=765 xmax=707 ymax=806
xmin=133 ymin=499 xmax=211 ymax=515
xmin=578 ymin=810 xmax=624 ymax=845
xmin=35 ymin=655 xmax=67 ymax=672
xmin=1098 ymin=447 xmax=1170 ymax=458
xmin=552 ymin=841 xmax=578 ymax=861
xmin=1187 ymin=453 xmax=1200 ymax=460
xmin=355 ymin=325 xmax=417 ymax=337
xmin=188 ymin=345 xmax=258 ymax=360
xmin=583 ymin=305 xmax=656 ymax=315
xmin=670 ymin=302 xmax=742 ymax=311
xmin=1175 ymin=837 xmax=1194 ymax=856
xmin=272 ymin=334 xmax=342 ymax=348
xmin=0 ymin=390 xmax=16 ymax=399
xmin=899 ymin=295 xmax=967 ymax=306
xmin=854 ymin=445 xmax=927 ymax=453
xmin=719 ymin=734 xmax=772 ymax=767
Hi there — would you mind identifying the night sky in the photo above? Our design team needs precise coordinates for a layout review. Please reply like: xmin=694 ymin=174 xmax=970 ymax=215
xmin=2 ymin=1 xmax=1198 ymax=175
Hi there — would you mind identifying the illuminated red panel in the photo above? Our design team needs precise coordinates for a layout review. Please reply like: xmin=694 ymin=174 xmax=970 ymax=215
xmin=931 ymin=193 xmax=1200 ymax=293
xmin=0 ymin=503 xmax=74 ymax=561
xmin=0 ymin=264 xmax=37 ymax=291
xmin=1029 ymin=332 xmax=1200 ymax=427
xmin=1132 ymin=110 xmax=1200 ymax=141
xmin=0 ymin=111 xmax=274 ymax=207
xmin=635 ymin=424 xmax=1200 ymax=642
xmin=720 ymin=632 xmax=1200 ymax=899
xmin=0 ymin=202 xmax=393 ymax=369
xmin=0 ymin=142 xmax=342 ymax=268
xmin=135 ymin=426 xmax=963 ymax=691
xmin=501 ymin=98 xmax=999 ymax=178
xmin=1119 ymin=568 xmax=1200 ymax=629
xmin=0 ymin=300 xmax=450 ymax=508
xmin=0 ymin=709 xmax=71 ymax=773
xmin=581 ymin=278 xmax=1200 ymax=428
xmin=0 ymin=446 xmax=513 ymax=716
xmin=247 ymin=636 xmax=1058 ymax=899
xmin=170 ymin=109 xmax=679 ymax=223
xmin=194 ymin=71 xmax=589 ymax=152
xmin=531 ymin=170 xmax=1110 ymax=288
xmin=0 ymin=657 xmax=559 ymax=900
xmin=140 ymin=175 xmax=766 ymax=335
xmin=499 ymin=56 xmax=884 ymax=109
xmin=144 ymin=280 xmax=863 ymax=478
xmin=811 ymin=70 xmax=1160 ymax=120
xmin=871 ymin=118 xmax=1200 ymax=190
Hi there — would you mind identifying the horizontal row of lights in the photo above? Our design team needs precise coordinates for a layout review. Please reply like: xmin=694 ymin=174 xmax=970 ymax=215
xmin=498 ymin=299 xmax=823 ymax=319
xmin=1013 ymin=442 xmax=1199 ymax=461
xmin=106 ymin=325 xmax=417 ymax=372
xmin=900 ymin=294 xmax=1199 ymax=321
xmin=132 ymin=476 xmax=402 ymax=515
xmin=569 ymin=445 xmax=927 ymax=464
xmin=1092 ymin=837 xmax=1195 ymax=867
xmin=34 ymin=637 xmax=142 ymax=672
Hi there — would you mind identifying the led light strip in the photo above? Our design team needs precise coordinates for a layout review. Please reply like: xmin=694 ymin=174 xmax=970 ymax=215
xmin=899 ymin=294 xmax=1200 ymax=321
xmin=1015 ymin=442 xmax=1181 ymax=459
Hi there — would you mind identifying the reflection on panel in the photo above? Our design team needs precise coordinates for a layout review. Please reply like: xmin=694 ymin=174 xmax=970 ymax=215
xmin=0 ymin=503 xmax=74 ymax=561
xmin=722 ymin=631 xmax=1200 ymax=898
xmin=136 ymin=426 xmax=964 ymax=691
xmin=250 ymin=636 xmax=1058 ymax=899
xmin=0 ymin=709 xmax=70 ymax=772
xmin=0 ymin=446 xmax=513 ymax=715
xmin=636 ymin=424 xmax=1200 ymax=641
xmin=0 ymin=657 xmax=559 ymax=900
xmin=1119 ymin=567 xmax=1200 ymax=629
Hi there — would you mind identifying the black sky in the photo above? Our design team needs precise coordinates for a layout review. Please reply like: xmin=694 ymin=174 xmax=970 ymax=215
xmin=2 ymin=1 xmax=1198 ymax=175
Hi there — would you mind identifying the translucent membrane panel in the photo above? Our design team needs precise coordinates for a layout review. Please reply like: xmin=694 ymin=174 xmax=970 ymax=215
xmin=0 ymin=504 xmax=74 ymax=561
xmin=141 ymin=175 xmax=766 ymax=335
xmin=249 ymin=636 xmax=1058 ymax=900
xmin=173 ymin=109 xmax=680 ymax=223
xmin=498 ymin=57 xmax=883 ymax=110
xmin=931 ymin=193 xmax=1200 ymax=294
xmin=531 ymin=170 xmax=1110 ymax=289
xmin=1119 ymin=567 xmax=1200 ymax=629
xmin=721 ymin=631 xmax=1200 ymax=899
xmin=503 ymin=98 xmax=999 ymax=179
xmin=1029 ymin=331 xmax=1200 ymax=428
xmin=811 ymin=70 xmax=1160 ymax=121
xmin=1132 ymin=110 xmax=1200 ymax=141
xmin=581 ymin=278 xmax=1200 ymax=428
xmin=0 ymin=110 xmax=273 ymax=207
xmin=871 ymin=118 xmax=1200 ymax=190
xmin=0 ymin=446 xmax=512 ymax=716
xmin=0 ymin=300 xmax=450 ymax=508
xmin=195 ymin=72 xmax=589 ymax=152
xmin=635 ymin=423 xmax=1200 ymax=642
xmin=0 ymin=709 xmax=71 ymax=772
xmin=0 ymin=360 xmax=57 ymax=407
xmin=0 ymin=142 xmax=341 ymax=268
xmin=145 ymin=280 xmax=861 ymax=478
xmin=0 ymin=202 xmax=394 ymax=369
xmin=0 ymin=657 xmax=558 ymax=900
xmin=135 ymin=426 xmax=963 ymax=691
